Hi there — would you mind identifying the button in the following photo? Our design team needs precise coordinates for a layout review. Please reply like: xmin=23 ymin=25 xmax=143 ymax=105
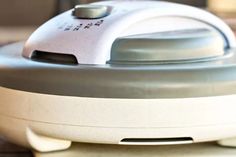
xmin=72 ymin=5 xmax=109 ymax=19
xmin=109 ymin=29 xmax=225 ymax=64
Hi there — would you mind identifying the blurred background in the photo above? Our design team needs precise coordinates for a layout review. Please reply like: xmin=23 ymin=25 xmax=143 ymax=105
xmin=0 ymin=0 xmax=236 ymax=45
xmin=0 ymin=0 xmax=207 ymax=26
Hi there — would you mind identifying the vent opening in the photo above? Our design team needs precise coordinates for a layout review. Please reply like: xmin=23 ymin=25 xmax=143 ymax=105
xmin=120 ymin=137 xmax=193 ymax=145
xmin=31 ymin=50 xmax=78 ymax=65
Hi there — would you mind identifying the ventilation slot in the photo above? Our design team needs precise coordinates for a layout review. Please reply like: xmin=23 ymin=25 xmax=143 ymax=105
xmin=31 ymin=50 xmax=78 ymax=65
xmin=120 ymin=137 xmax=193 ymax=145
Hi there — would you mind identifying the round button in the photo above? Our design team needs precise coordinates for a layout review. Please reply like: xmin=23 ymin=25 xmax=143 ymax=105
xmin=72 ymin=5 xmax=109 ymax=19
xmin=109 ymin=29 xmax=225 ymax=64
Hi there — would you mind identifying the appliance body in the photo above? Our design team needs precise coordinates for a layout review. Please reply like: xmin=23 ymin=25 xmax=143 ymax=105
xmin=0 ymin=0 xmax=236 ymax=153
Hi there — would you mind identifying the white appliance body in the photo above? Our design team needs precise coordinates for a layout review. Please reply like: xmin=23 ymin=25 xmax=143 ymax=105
xmin=1 ymin=85 xmax=236 ymax=151
xmin=0 ymin=0 xmax=236 ymax=153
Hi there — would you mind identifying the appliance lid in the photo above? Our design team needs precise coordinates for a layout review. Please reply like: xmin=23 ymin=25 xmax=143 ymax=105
xmin=1 ymin=42 xmax=236 ymax=99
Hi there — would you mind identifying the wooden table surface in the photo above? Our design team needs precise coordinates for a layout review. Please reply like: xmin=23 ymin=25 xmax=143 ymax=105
xmin=0 ymin=12 xmax=236 ymax=157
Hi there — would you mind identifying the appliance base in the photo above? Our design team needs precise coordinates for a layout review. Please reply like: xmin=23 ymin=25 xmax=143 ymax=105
xmin=1 ymin=86 xmax=236 ymax=152
xmin=217 ymin=138 xmax=236 ymax=148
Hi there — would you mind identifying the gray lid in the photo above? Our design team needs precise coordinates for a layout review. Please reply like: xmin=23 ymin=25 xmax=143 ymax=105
xmin=0 ymin=42 xmax=236 ymax=99
xmin=110 ymin=29 xmax=225 ymax=64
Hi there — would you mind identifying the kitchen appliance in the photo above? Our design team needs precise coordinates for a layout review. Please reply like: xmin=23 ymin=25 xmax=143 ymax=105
xmin=0 ymin=0 xmax=236 ymax=153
